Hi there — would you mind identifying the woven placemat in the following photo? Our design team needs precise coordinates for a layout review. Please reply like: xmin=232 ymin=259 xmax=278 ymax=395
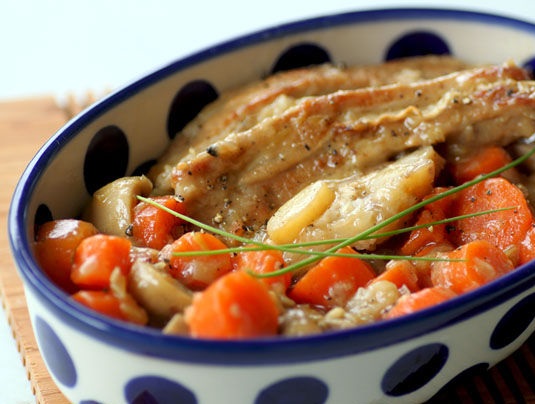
xmin=0 ymin=96 xmax=70 ymax=403
xmin=0 ymin=96 xmax=534 ymax=403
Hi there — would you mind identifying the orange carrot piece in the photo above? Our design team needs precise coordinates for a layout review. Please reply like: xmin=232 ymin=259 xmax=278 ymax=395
xmin=448 ymin=177 xmax=534 ymax=250
xmin=518 ymin=223 xmax=535 ymax=265
xmin=449 ymin=146 xmax=513 ymax=185
xmin=371 ymin=260 xmax=420 ymax=293
xmin=288 ymin=246 xmax=376 ymax=309
xmin=384 ymin=287 xmax=456 ymax=319
xmin=71 ymin=234 xmax=132 ymax=289
xmin=33 ymin=219 xmax=99 ymax=293
xmin=400 ymin=187 xmax=455 ymax=256
xmin=167 ymin=231 xmax=233 ymax=290
xmin=132 ymin=195 xmax=187 ymax=250
xmin=72 ymin=290 xmax=148 ymax=325
xmin=184 ymin=270 xmax=279 ymax=339
xmin=430 ymin=239 xmax=514 ymax=294
xmin=233 ymin=246 xmax=291 ymax=292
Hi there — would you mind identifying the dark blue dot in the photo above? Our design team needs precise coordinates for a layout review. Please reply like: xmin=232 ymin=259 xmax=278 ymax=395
xmin=83 ymin=125 xmax=129 ymax=195
xmin=124 ymin=375 xmax=197 ymax=404
xmin=34 ymin=316 xmax=77 ymax=388
xmin=166 ymin=80 xmax=218 ymax=140
xmin=382 ymin=343 xmax=449 ymax=397
xmin=522 ymin=57 xmax=535 ymax=78
xmin=80 ymin=401 xmax=105 ymax=404
xmin=131 ymin=159 xmax=157 ymax=176
xmin=34 ymin=204 xmax=53 ymax=237
xmin=271 ymin=43 xmax=331 ymax=73
xmin=255 ymin=376 xmax=329 ymax=404
xmin=490 ymin=292 xmax=535 ymax=350
xmin=385 ymin=31 xmax=451 ymax=61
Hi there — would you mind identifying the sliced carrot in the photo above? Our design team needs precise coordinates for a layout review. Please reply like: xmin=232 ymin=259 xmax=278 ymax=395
xmin=518 ymin=223 xmax=535 ymax=265
xmin=371 ymin=260 xmax=420 ymax=293
xmin=33 ymin=219 xmax=99 ymax=293
xmin=448 ymin=177 xmax=534 ymax=250
xmin=72 ymin=290 xmax=148 ymax=325
xmin=400 ymin=187 xmax=455 ymax=256
xmin=288 ymin=246 xmax=376 ymax=309
xmin=449 ymin=146 xmax=513 ymax=185
xmin=430 ymin=239 xmax=514 ymax=294
xmin=384 ymin=287 xmax=456 ymax=319
xmin=71 ymin=234 xmax=132 ymax=289
xmin=167 ymin=231 xmax=233 ymax=290
xmin=233 ymin=246 xmax=291 ymax=292
xmin=131 ymin=195 xmax=187 ymax=250
xmin=184 ymin=270 xmax=279 ymax=339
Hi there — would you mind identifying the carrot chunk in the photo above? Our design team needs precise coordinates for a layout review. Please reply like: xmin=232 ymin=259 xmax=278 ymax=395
xmin=430 ymin=240 xmax=514 ymax=294
xmin=167 ymin=231 xmax=233 ymax=290
xmin=72 ymin=290 xmax=148 ymax=325
xmin=288 ymin=246 xmax=376 ymax=309
xmin=449 ymin=146 xmax=514 ymax=185
xmin=71 ymin=234 xmax=132 ymax=289
xmin=448 ymin=177 xmax=534 ymax=250
xmin=131 ymin=195 xmax=187 ymax=250
xmin=371 ymin=260 xmax=420 ymax=293
xmin=518 ymin=223 xmax=535 ymax=265
xmin=400 ymin=187 xmax=455 ymax=256
xmin=33 ymin=219 xmax=99 ymax=293
xmin=233 ymin=246 xmax=290 ymax=292
xmin=184 ymin=270 xmax=279 ymax=339
xmin=384 ymin=287 xmax=456 ymax=319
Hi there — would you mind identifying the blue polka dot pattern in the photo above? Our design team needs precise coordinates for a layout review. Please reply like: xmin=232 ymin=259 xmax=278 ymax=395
xmin=522 ymin=57 xmax=535 ymax=78
xmin=490 ymin=292 xmax=535 ymax=350
xmin=34 ymin=203 xmax=53 ymax=232
xmin=34 ymin=316 xmax=77 ymax=388
xmin=255 ymin=376 xmax=329 ymax=404
xmin=124 ymin=375 xmax=197 ymax=404
xmin=83 ymin=125 xmax=129 ymax=195
xmin=381 ymin=343 xmax=448 ymax=397
xmin=385 ymin=31 xmax=451 ymax=61
xmin=166 ymin=80 xmax=218 ymax=140
xmin=80 ymin=401 xmax=104 ymax=404
xmin=131 ymin=159 xmax=157 ymax=176
xmin=271 ymin=43 xmax=331 ymax=73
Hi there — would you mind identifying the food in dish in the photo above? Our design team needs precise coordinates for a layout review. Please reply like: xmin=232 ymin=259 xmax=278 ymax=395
xmin=33 ymin=55 xmax=535 ymax=339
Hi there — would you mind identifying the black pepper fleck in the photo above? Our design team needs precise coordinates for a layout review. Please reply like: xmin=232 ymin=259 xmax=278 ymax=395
xmin=206 ymin=146 xmax=218 ymax=157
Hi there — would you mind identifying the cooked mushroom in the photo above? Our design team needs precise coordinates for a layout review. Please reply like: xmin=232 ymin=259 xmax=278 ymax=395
xmin=128 ymin=260 xmax=193 ymax=324
xmin=83 ymin=176 xmax=153 ymax=236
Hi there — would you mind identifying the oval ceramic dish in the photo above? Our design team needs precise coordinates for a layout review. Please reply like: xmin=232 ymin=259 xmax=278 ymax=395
xmin=9 ymin=8 xmax=535 ymax=404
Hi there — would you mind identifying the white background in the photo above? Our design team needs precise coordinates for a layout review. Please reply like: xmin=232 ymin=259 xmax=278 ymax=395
xmin=2 ymin=0 xmax=535 ymax=402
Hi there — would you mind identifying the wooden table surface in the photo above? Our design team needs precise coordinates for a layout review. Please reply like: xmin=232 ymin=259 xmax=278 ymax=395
xmin=0 ymin=96 xmax=71 ymax=403
xmin=1 ymin=96 xmax=534 ymax=404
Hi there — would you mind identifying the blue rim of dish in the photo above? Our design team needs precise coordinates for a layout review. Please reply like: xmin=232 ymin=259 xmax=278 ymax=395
xmin=8 ymin=7 xmax=535 ymax=365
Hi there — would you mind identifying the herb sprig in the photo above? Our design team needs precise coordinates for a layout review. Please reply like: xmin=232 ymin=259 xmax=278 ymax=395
xmin=137 ymin=144 xmax=535 ymax=278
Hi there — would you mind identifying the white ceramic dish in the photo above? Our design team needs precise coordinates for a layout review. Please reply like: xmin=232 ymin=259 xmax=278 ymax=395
xmin=9 ymin=8 xmax=535 ymax=404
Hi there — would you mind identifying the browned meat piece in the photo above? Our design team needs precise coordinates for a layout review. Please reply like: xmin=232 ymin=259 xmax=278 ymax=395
xmin=150 ymin=55 xmax=470 ymax=193
xmin=160 ymin=62 xmax=534 ymax=243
